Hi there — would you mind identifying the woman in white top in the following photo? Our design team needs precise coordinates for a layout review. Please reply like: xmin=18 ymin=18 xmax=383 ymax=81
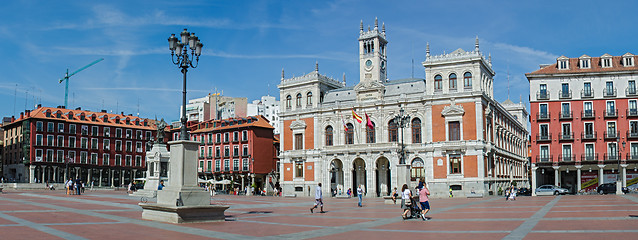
xmin=400 ymin=184 xmax=412 ymax=219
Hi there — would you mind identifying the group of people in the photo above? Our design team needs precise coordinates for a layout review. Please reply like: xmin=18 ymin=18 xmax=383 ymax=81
xmin=64 ymin=178 xmax=85 ymax=195
xmin=505 ymin=186 xmax=517 ymax=201
xmin=398 ymin=178 xmax=430 ymax=220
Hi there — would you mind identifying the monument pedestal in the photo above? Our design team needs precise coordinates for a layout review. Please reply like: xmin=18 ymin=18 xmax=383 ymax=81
xmin=141 ymin=140 xmax=228 ymax=223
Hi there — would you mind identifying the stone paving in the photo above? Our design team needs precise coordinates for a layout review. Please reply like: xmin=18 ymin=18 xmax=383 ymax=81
xmin=1 ymin=189 xmax=638 ymax=239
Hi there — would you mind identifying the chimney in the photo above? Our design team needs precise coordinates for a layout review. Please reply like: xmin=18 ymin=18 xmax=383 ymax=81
xmin=121 ymin=112 xmax=125 ymax=116
xmin=20 ymin=112 xmax=24 ymax=119
xmin=25 ymin=110 xmax=31 ymax=117
xmin=37 ymin=104 xmax=41 ymax=108
xmin=101 ymin=110 xmax=107 ymax=113
xmin=75 ymin=107 xmax=81 ymax=110
xmin=11 ymin=116 xmax=15 ymax=122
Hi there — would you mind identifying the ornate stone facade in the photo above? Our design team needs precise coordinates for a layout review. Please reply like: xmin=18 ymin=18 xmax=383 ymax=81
xmin=278 ymin=19 xmax=528 ymax=198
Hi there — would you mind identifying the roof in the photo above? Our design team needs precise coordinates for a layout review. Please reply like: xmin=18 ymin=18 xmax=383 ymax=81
xmin=3 ymin=106 xmax=155 ymax=130
xmin=191 ymin=115 xmax=274 ymax=133
xmin=526 ymin=55 xmax=638 ymax=76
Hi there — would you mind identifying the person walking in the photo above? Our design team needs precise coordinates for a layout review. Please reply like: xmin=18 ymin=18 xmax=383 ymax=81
xmin=158 ymin=180 xmax=165 ymax=190
xmin=75 ymin=178 xmax=82 ymax=195
xmin=400 ymin=184 xmax=412 ymax=219
xmin=391 ymin=187 xmax=398 ymax=204
xmin=310 ymin=183 xmax=325 ymax=213
xmin=357 ymin=185 xmax=363 ymax=207
xmin=90 ymin=180 xmax=94 ymax=191
xmin=419 ymin=182 xmax=431 ymax=221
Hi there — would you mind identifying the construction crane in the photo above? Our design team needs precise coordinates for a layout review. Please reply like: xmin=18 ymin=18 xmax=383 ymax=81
xmin=58 ymin=58 xmax=104 ymax=108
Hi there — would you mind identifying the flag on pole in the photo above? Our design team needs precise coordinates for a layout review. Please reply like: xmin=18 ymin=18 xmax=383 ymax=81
xmin=365 ymin=113 xmax=374 ymax=129
xmin=352 ymin=109 xmax=363 ymax=123
xmin=342 ymin=118 xmax=349 ymax=132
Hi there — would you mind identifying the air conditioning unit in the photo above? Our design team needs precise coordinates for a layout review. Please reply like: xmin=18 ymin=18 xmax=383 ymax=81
xmin=105 ymin=132 xmax=110 ymax=137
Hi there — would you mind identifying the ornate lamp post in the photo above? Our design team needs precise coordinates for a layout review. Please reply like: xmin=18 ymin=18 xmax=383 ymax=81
xmin=168 ymin=29 xmax=203 ymax=140
xmin=393 ymin=108 xmax=411 ymax=164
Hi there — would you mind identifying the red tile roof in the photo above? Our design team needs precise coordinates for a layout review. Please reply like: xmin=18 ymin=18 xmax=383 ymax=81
xmin=526 ymin=55 xmax=637 ymax=76
xmin=191 ymin=115 xmax=274 ymax=133
xmin=5 ymin=106 xmax=155 ymax=130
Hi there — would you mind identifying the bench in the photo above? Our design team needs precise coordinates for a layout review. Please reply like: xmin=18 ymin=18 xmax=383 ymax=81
xmin=467 ymin=193 xmax=483 ymax=198
xmin=284 ymin=194 xmax=297 ymax=198
xmin=335 ymin=195 xmax=350 ymax=199
xmin=383 ymin=196 xmax=397 ymax=204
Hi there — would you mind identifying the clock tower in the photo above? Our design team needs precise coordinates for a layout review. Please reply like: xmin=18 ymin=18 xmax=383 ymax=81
xmin=358 ymin=18 xmax=387 ymax=83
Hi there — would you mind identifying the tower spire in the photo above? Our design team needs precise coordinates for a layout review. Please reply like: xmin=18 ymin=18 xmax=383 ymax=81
xmin=360 ymin=20 xmax=363 ymax=33
xmin=315 ymin=61 xmax=318 ymax=72
xmin=489 ymin=53 xmax=492 ymax=65
xmin=374 ymin=17 xmax=378 ymax=30
xmin=475 ymin=36 xmax=479 ymax=52
xmin=426 ymin=42 xmax=430 ymax=57
xmin=281 ymin=68 xmax=285 ymax=80
xmin=382 ymin=22 xmax=385 ymax=34
xmin=343 ymin=72 xmax=346 ymax=85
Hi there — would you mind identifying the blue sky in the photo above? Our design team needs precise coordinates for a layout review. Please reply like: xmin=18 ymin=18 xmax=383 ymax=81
xmin=1 ymin=0 xmax=636 ymax=123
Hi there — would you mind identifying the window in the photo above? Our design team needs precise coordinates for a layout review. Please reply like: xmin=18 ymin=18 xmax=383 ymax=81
xmin=242 ymin=130 xmax=247 ymax=141
xmin=540 ymin=124 xmax=549 ymax=138
xmin=35 ymin=149 xmax=43 ymax=161
xmin=207 ymin=146 xmax=212 ymax=157
xmin=103 ymin=139 xmax=110 ymax=150
xmin=539 ymin=104 xmax=548 ymax=118
xmin=434 ymin=75 xmax=442 ymax=90
xmin=216 ymin=133 xmax=221 ymax=143
xmin=412 ymin=118 xmax=421 ymax=143
xmin=539 ymin=84 xmax=547 ymax=98
xmin=307 ymin=92 xmax=313 ymax=105
xmin=137 ymin=142 xmax=143 ymax=153
xmin=115 ymin=140 xmax=122 ymax=151
xmin=562 ymin=145 xmax=572 ymax=161
xmin=57 ymin=136 xmax=64 ymax=147
xmin=606 ymin=101 xmax=616 ymax=116
xmin=69 ymin=136 xmax=75 ymax=148
xmin=116 ymin=128 xmax=122 ymax=138
xmin=242 ymin=158 xmax=249 ymax=171
xmin=561 ymin=103 xmax=571 ymax=118
xmin=125 ymin=155 xmax=132 ymax=166
xmin=561 ymin=83 xmax=570 ymax=98
xmin=559 ymin=60 xmax=568 ymax=69
xmin=411 ymin=158 xmax=425 ymax=181
xmin=584 ymin=122 xmax=594 ymax=138
xmin=104 ymin=127 xmax=110 ymax=137
xmin=47 ymin=122 xmax=54 ymax=132
xmin=602 ymin=57 xmax=612 ymax=67
xmin=463 ymin=72 xmax=472 ymax=88
xmin=69 ymin=124 xmax=76 ymax=134
xmin=206 ymin=160 xmax=212 ymax=171
xmin=58 ymin=123 xmax=64 ymax=133
xmin=36 ymin=121 xmax=43 ymax=131
xmin=388 ymin=120 xmax=398 ymax=142
xmin=345 ymin=123 xmax=354 ymax=144
xmin=91 ymin=153 xmax=98 ymax=165
xmin=57 ymin=150 xmax=64 ymax=163
xmin=449 ymin=155 xmax=461 ymax=174
xmin=46 ymin=149 xmax=53 ymax=162
xmin=629 ymin=81 xmax=637 ymax=95
xmin=126 ymin=141 xmax=132 ymax=152
xmin=584 ymin=144 xmax=594 ymax=160
xmin=233 ymin=159 xmax=239 ymax=171
xmin=325 ymin=126 xmax=333 ymax=146
xmin=215 ymin=147 xmax=220 ymax=158
xmin=80 ymin=151 xmax=88 ymax=164
xmin=630 ymin=121 xmax=638 ymax=138
xmin=366 ymin=122 xmax=376 ymax=143
xmin=224 ymin=159 xmax=230 ymax=171
xmin=242 ymin=145 xmax=248 ymax=156
xmin=608 ymin=143 xmax=618 ymax=160
xmin=81 ymin=137 xmax=88 ymax=149
xmin=631 ymin=143 xmax=638 ymax=160
xmin=540 ymin=145 xmax=549 ymax=162
xmin=91 ymin=138 xmax=98 ymax=150
xmin=583 ymin=102 xmax=593 ymax=117
xmin=286 ymin=95 xmax=292 ymax=108
xmin=92 ymin=126 xmax=98 ymax=136
xmin=448 ymin=121 xmax=460 ymax=141
xmin=295 ymin=161 xmax=304 ymax=178
xmin=233 ymin=131 xmax=238 ymax=142
xmin=224 ymin=146 xmax=230 ymax=157
xmin=580 ymin=58 xmax=590 ymax=68
xmin=607 ymin=122 xmax=617 ymax=138
xmin=449 ymin=73 xmax=457 ymax=90
xmin=36 ymin=134 xmax=43 ymax=146
xmin=625 ymin=56 xmax=635 ymax=67
xmin=46 ymin=135 xmax=54 ymax=146
xmin=103 ymin=154 xmax=110 ymax=165
xmin=215 ymin=160 xmax=220 ymax=172
xmin=630 ymin=100 xmax=638 ymax=115
xmin=296 ymin=93 xmax=302 ymax=107
xmin=126 ymin=129 xmax=132 ymax=139
xmin=295 ymin=133 xmax=304 ymax=149
xmin=233 ymin=146 xmax=239 ymax=157
xmin=583 ymin=82 xmax=592 ymax=97
xmin=605 ymin=81 xmax=615 ymax=96
xmin=224 ymin=133 xmax=229 ymax=142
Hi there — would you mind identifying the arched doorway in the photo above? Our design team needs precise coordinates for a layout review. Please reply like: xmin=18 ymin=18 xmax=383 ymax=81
xmin=352 ymin=158 xmax=366 ymax=194
xmin=411 ymin=158 xmax=425 ymax=182
xmin=376 ymin=157 xmax=391 ymax=197
xmin=329 ymin=159 xmax=344 ymax=195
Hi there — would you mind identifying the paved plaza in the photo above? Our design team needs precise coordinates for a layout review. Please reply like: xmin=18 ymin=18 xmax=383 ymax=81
xmin=1 ymin=189 xmax=638 ymax=239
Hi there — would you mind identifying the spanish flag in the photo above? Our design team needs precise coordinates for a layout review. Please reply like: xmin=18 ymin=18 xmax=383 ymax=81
xmin=352 ymin=109 xmax=363 ymax=123
xmin=365 ymin=113 xmax=374 ymax=129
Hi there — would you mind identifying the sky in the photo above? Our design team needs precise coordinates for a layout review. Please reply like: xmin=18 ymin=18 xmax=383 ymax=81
xmin=1 ymin=0 xmax=637 ymax=123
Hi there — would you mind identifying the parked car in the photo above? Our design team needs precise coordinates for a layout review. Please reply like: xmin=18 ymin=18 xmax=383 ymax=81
xmin=517 ymin=187 xmax=532 ymax=196
xmin=535 ymin=185 xmax=569 ymax=196
xmin=597 ymin=183 xmax=629 ymax=194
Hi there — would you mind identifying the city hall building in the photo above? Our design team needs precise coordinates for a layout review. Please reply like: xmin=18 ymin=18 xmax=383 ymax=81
xmin=278 ymin=19 xmax=528 ymax=198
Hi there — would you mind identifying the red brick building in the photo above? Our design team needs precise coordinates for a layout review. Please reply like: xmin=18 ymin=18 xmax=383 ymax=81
xmin=1 ymin=105 xmax=155 ymax=186
xmin=188 ymin=115 xmax=278 ymax=192
xmin=527 ymin=53 xmax=638 ymax=194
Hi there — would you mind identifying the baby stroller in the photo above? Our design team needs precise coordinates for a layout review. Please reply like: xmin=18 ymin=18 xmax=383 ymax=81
xmin=408 ymin=196 xmax=422 ymax=219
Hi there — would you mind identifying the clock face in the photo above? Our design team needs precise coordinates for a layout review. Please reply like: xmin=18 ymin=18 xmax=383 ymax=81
xmin=365 ymin=60 xmax=372 ymax=67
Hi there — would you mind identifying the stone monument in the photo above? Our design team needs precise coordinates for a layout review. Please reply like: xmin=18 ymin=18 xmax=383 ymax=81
xmin=131 ymin=119 xmax=170 ymax=198
xmin=139 ymin=139 xmax=229 ymax=223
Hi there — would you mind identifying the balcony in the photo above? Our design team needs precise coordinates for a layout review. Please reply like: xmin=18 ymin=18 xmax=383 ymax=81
xmin=604 ymin=131 xmax=619 ymax=139
xmin=536 ymin=133 xmax=552 ymax=142
xmin=581 ymin=132 xmax=597 ymax=141
xmin=627 ymin=109 xmax=638 ymax=118
xmin=536 ymin=112 xmax=551 ymax=121
xmin=603 ymin=88 xmax=617 ymax=97
xmin=604 ymin=109 xmax=618 ymax=118
xmin=559 ymin=111 xmax=573 ymax=120
xmin=627 ymin=130 xmax=638 ymax=139
xmin=581 ymin=153 xmax=599 ymax=162
xmin=537 ymin=90 xmax=550 ymax=100
xmin=626 ymin=153 xmax=638 ymax=161
xmin=536 ymin=155 xmax=552 ymax=162
xmin=581 ymin=89 xmax=594 ymax=98
xmin=559 ymin=132 xmax=574 ymax=141
xmin=559 ymin=154 xmax=575 ymax=162
xmin=559 ymin=90 xmax=572 ymax=99
xmin=626 ymin=87 xmax=638 ymax=96
xmin=603 ymin=153 xmax=620 ymax=161
xmin=581 ymin=110 xmax=595 ymax=119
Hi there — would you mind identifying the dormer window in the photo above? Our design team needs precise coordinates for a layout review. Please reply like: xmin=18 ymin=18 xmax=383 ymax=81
xmin=601 ymin=54 xmax=613 ymax=68
xmin=557 ymin=56 xmax=569 ymax=70
xmin=623 ymin=53 xmax=635 ymax=67
xmin=579 ymin=55 xmax=591 ymax=69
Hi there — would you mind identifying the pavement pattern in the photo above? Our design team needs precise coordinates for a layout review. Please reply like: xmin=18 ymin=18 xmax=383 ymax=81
xmin=1 ymin=189 xmax=638 ymax=240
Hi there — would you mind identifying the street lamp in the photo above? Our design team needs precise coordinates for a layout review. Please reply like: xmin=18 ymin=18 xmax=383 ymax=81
xmin=393 ymin=107 xmax=410 ymax=164
xmin=168 ymin=29 xmax=203 ymax=140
